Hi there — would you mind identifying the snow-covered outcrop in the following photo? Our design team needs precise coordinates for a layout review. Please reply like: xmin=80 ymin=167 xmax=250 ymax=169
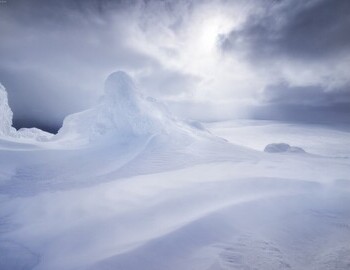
xmin=0 ymin=83 xmax=53 ymax=141
xmin=0 ymin=83 xmax=16 ymax=137
xmin=264 ymin=143 xmax=305 ymax=153
xmin=56 ymin=71 xmax=205 ymax=144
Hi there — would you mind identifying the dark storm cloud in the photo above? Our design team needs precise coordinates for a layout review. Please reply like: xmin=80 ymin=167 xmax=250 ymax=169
xmin=0 ymin=0 xmax=139 ymax=131
xmin=261 ymin=82 xmax=350 ymax=106
xmin=218 ymin=0 xmax=350 ymax=123
xmin=250 ymin=103 xmax=350 ymax=125
xmin=250 ymin=82 xmax=350 ymax=124
xmin=219 ymin=0 xmax=350 ymax=60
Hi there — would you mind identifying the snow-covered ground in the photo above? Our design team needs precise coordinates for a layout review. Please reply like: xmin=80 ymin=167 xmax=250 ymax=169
xmin=1 ymin=73 xmax=350 ymax=270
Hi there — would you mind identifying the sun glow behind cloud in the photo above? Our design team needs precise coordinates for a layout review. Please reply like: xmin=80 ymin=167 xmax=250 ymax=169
xmin=126 ymin=2 xmax=259 ymax=105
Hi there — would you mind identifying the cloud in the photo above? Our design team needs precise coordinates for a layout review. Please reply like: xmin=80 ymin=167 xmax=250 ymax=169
xmin=248 ymin=81 xmax=350 ymax=124
xmin=217 ymin=0 xmax=350 ymax=122
xmin=219 ymin=0 xmax=350 ymax=60
xmin=261 ymin=82 xmax=350 ymax=106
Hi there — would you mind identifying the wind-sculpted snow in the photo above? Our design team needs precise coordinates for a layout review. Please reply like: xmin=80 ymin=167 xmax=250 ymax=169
xmin=15 ymin=128 xmax=53 ymax=142
xmin=55 ymin=71 xmax=204 ymax=146
xmin=0 ymin=75 xmax=350 ymax=270
xmin=0 ymin=83 xmax=53 ymax=141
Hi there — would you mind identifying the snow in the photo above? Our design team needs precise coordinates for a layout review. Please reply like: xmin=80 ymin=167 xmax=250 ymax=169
xmin=15 ymin=128 xmax=54 ymax=142
xmin=206 ymin=120 xmax=350 ymax=157
xmin=0 ymin=83 xmax=16 ymax=137
xmin=1 ymin=73 xmax=350 ymax=270
xmin=0 ymin=83 xmax=54 ymax=142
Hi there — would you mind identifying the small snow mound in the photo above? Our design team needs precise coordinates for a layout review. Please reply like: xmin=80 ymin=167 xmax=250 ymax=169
xmin=56 ymin=71 xmax=212 ymax=145
xmin=186 ymin=120 xmax=206 ymax=131
xmin=264 ymin=143 xmax=305 ymax=153
xmin=16 ymin=128 xmax=54 ymax=141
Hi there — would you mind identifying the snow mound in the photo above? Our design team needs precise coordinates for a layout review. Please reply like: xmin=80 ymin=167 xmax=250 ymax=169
xmin=56 ymin=71 xmax=206 ymax=145
xmin=0 ymin=83 xmax=16 ymax=136
xmin=0 ymin=83 xmax=53 ymax=141
xmin=16 ymin=128 xmax=54 ymax=142
xmin=264 ymin=143 xmax=305 ymax=153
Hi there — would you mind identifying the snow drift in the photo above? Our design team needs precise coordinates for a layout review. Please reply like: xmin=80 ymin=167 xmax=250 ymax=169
xmin=0 ymin=83 xmax=16 ymax=137
xmin=1 ymin=73 xmax=350 ymax=270
xmin=0 ymin=71 xmax=245 ymax=194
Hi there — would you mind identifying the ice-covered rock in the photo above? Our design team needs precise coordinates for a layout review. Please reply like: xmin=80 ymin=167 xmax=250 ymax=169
xmin=0 ymin=83 xmax=16 ymax=137
xmin=56 ymin=71 xmax=201 ymax=144
xmin=0 ymin=83 xmax=53 ymax=141
xmin=264 ymin=143 xmax=305 ymax=153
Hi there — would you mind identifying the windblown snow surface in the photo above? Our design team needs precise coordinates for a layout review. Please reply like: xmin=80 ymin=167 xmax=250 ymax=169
xmin=1 ymin=72 xmax=350 ymax=270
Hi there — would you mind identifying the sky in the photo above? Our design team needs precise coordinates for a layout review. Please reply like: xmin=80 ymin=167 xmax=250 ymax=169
xmin=0 ymin=0 xmax=349 ymax=132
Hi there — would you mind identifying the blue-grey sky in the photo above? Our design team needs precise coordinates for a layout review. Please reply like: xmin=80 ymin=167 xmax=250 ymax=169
xmin=0 ymin=0 xmax=349 ymax=132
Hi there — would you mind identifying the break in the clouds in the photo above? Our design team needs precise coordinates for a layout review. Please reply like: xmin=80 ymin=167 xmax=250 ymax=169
xmin=0 ymin=0 xmax=349 ymax=131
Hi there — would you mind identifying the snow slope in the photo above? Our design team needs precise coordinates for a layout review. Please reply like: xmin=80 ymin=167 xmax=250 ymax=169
xmin=206 ymin=120 xmax=350 ymax=157
xmin=0 ymin=73 xmax=350 ymax=270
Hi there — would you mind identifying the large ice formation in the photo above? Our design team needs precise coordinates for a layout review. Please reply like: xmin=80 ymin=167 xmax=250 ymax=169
xmin=56 ymin=71 xmax=202 ymax=144
xmin=0 ymin=83 xmax=16 ymax=136
xmin=0 ymin=83 xmax=53 ymax=141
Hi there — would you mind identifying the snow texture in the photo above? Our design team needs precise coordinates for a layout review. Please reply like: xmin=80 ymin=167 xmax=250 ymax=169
xmin=0 ymin=72 xmax=350 ymax=270
xmin=0 ymin=83 xmax=16 ymax=136
xmin=15 ymin=128 xmax=53 ymax=142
